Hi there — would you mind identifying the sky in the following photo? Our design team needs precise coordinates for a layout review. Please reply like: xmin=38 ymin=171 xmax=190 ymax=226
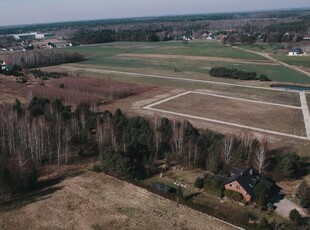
xmin=1 ymin=0 xmax=310 ymax=26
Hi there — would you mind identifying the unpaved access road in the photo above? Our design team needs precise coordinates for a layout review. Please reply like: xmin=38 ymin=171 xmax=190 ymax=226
xmin=0 ymin=171 xmax=242 ymax=230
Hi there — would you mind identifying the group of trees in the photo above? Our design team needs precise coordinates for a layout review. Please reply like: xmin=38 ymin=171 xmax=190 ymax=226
xmin=0 ymin=64 xmax=24 ymax=77
xmin=209 ymin=67 xmax=270 ymax=81
xmin=0 ymin=97 xmax=305 ymax=196
xmin=30 ymin=69 xmax=69 ymax=79
xmin=8 ymin=49 xmax=84 ymax=69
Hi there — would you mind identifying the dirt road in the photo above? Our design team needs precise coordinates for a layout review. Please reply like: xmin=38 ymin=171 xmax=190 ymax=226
xmin=233 ymin=46 xmax=310 ymax=77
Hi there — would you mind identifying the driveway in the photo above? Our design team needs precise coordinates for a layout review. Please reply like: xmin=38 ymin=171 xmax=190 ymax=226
xmin=274 ymin=197 xmax=307 ymax=219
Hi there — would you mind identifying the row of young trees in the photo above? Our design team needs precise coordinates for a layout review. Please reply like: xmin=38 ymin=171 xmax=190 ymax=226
xmin=0 ymin=97 xmax=305 ymax=195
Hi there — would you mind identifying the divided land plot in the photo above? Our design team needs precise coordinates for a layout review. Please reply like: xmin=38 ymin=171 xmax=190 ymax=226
xmin=61 ymin=65 xmax=302 ymax=107
xmin=65 ymin=40 xmax=310 ymax=84
xmin=147 ymin=91 xmax=306 ymax=137
xmin=0 ymin=171 xmax=238 ymax=230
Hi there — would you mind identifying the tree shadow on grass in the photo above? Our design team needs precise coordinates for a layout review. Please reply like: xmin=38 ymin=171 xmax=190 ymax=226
xmin=0 ymin=171 xmax=84 ymax=212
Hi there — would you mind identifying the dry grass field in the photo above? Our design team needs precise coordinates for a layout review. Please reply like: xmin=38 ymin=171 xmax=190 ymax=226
xmin=0 ymin=170 xmax=238 ymax=230
xmin=153 ymin=92 xmax=306 ymax=136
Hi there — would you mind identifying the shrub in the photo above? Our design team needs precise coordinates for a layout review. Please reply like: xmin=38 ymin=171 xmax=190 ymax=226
xmin=194 ymin=177 xmax=204 ymax=189
xmin=289 ymin=209 xmax=302 ymax=226
xmin=224 ymin=189 xmax=244 ymax=202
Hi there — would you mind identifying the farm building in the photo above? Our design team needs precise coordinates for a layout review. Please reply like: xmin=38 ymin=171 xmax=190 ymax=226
xmin=223 ymin=167 xmax=277 ymax=203
xmin=288 ymin=48 xmax=304 ymax=56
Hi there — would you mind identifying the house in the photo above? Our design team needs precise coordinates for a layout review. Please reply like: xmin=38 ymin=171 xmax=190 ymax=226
xmin=223 ymin=167 xmax=277 ymax=203
xmin=288 ymin=48 xmax=304 ymax=56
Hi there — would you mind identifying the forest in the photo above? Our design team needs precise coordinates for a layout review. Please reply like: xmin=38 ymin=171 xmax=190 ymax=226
xmin=0 ymin=97 xmax=305 ymax=197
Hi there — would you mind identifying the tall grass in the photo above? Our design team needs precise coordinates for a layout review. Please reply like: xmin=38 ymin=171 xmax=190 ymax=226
xmin=25 ymin=77 xmax=145 ymax=106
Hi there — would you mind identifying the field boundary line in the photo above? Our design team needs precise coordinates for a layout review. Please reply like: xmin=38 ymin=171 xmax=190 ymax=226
xmin=300 ymin=92 xmax=310 ymax=138
xmin=143 ymin=91 xmax=309 ymax=140
xmin=62 ymin=66 xmax=302 ymax=94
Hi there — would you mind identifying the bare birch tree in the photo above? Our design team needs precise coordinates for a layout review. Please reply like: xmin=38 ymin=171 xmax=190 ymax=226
xmin=222 ymin=135 xmax=234 ymax=165
xmin=255 ymin=136 xmax=268 ymax=174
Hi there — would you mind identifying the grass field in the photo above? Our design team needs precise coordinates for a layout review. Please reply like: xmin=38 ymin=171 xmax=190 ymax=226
xmin=69 ymin=40 xmax=265 ymax=60
xmin=272 ymin=54 xmax=310 ymax=68
xmin=152 ymin=92 xmax=306 ymax=136
xmin=66 ymin=40 xmax=310 ymax=84
xmin=238 ymin=43 xmax=286 ymax=53
xmin=0 ymin=170 xmax=237 ymax=230
xmin=61 ymin=65 xmax=302 ymax=106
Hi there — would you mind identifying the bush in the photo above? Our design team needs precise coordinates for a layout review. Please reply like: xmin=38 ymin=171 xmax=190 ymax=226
xmin=194 ymin=177 xmax=204 ymax=189
xmin=224 ymin=189 xmax=244 ymax=202
xmin=289 ymin=209 xmax=302 ymax=226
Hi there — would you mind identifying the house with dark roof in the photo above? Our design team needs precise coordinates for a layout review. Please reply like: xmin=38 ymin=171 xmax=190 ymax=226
xmin=288 ymin=48 xmax=304 ymax=56
xmin=223 ymin=167 xmax=277 ymax=203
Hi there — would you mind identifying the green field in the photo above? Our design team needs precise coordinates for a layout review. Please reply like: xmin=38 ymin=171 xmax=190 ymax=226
xmin=66 ymin=40 xmax=310 ymax=84
xmin=238 ymin=43 xmax=286 ymax=53
xmin=69 ymin=40 xmax=265 ymax=60
xmin=272 ymin=54 xmax=310 ymax=68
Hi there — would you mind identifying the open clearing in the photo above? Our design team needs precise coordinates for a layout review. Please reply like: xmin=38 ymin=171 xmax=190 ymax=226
xmin=145 ymin=91 xmax=307 ymax=139
xmin=0 ymin=171 xmax=239 ymax=230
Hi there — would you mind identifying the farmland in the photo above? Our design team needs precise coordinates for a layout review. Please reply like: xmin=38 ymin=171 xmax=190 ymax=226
xmin=150 ymin=91 xmax=306 ymax=137
xmin=65 ymin=40 xmax=310 ymax=84
xmin=0 ymin=170 xmax=237 ymax=230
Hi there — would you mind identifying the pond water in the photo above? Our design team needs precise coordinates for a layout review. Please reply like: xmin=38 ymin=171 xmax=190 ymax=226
xmin=271 ymin=84 xmax=310 ymax=92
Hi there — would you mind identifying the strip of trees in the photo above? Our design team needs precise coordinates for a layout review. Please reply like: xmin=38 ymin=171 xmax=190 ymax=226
xmin=0 ymin=97 xmax=305 ymax=196
xmin=209 ymin=67 xmax=270 ymax=81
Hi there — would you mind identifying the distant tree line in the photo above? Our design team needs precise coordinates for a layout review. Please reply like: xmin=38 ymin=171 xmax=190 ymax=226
xmin=71 ymin=29 xmax=161 ymax=44
xmin=209 ymin=67 xmax=270 ymax=81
